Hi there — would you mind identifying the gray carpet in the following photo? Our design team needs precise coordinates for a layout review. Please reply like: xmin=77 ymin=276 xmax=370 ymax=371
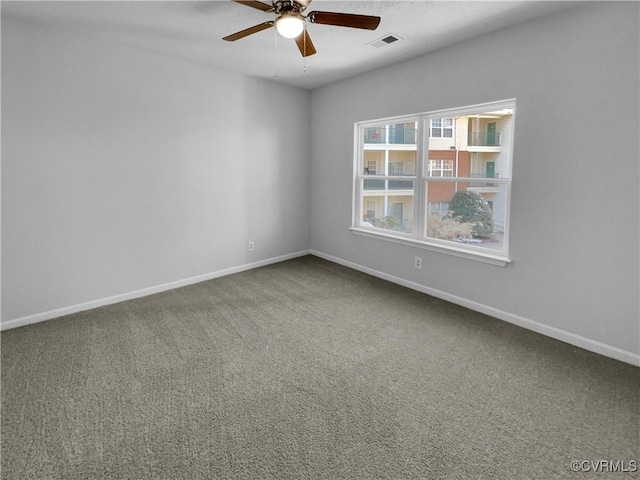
xmin=1 ymin=255 xmax=638 ymax=479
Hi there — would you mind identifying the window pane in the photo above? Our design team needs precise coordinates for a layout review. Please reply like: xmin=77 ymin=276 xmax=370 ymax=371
xmin=364 ymin=127 xmax=384 ymax=143
xmin=363 ymin=151 xmax=383 ymax=175
xmin=360 ymin=122 xmax=417 ymax=234
xmin=389 ymin=150 xmax=416 ymax=176
xmin=363 ymin=151 xmax=385 ymax=190
xmin=389 ymin=122 xmax=417 ymax=145
xmin=362 ymin=187 xmax=414 ymax=233
xmin=425 ymin=181 xmax=507 ymax=252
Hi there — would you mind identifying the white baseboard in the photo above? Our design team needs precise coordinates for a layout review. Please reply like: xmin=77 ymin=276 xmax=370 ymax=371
xmin=310 ymin=250 xmax=640 ymax=367
xmin=4 ymin=248 xmax=638 ymax=367
xmin=1 ymin=250 xmax=311 ymax=332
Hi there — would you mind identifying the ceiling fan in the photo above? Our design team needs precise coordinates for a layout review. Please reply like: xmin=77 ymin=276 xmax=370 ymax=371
xmin=223 ymin=0 xmax=381 ymax=57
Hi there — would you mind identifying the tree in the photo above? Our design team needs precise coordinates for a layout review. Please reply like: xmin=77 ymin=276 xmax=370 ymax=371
xmin=427 ymin=212 xmax=475 ymax=240
xmin=449 ymin=191 xmax=493 ymax=236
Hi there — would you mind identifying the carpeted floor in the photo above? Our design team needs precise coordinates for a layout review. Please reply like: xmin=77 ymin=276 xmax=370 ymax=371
xmin=1 ymin=255 xmax=638 ymax=479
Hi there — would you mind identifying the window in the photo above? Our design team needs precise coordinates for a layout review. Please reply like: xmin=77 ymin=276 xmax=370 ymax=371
xmin=353 ymin=100 xmax=515 ymax=265
xmin=366 ymin=200 xmax=376 ymax=219
xmin=428 ymin=159 xmax=453 ymax=177
xmin=430 ymin=118 xmax=453 ymax=138
xmin=389 ymin=161 xmax=404 ymax=176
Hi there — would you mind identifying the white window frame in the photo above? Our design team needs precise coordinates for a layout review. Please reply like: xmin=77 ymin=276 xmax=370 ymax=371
xmin=352 ymin=99 xmax=515 ymax=267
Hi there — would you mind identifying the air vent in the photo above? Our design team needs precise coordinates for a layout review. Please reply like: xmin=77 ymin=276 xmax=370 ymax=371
xmin=368 ymin=33 xmax=403 ymax=48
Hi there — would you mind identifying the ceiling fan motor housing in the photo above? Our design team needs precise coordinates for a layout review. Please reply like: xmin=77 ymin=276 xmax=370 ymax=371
xmin=273 ymin=0 xmax=307 ymax=15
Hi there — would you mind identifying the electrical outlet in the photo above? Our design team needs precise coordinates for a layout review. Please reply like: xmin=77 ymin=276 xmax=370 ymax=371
xmin=248 ymin=241 xmax=255 ymax=252
xmin=414 ymin=256 xmax=423 ymax=269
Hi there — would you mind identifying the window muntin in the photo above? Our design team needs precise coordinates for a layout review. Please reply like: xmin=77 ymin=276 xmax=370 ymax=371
xmin=354 ymin=100 xmax=515 ymax=263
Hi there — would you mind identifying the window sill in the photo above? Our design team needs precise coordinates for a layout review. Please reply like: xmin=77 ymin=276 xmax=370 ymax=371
xmin=350 ymin=227 xmax=512 ymax=267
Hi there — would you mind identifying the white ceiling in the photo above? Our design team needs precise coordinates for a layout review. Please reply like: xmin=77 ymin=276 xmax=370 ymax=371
xmin=2 ymin=0 xmax=581 ymax=90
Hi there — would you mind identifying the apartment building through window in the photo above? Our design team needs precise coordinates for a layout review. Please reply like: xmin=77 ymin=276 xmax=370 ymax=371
xmin=354 ymin=99 xmax=515 ymax=265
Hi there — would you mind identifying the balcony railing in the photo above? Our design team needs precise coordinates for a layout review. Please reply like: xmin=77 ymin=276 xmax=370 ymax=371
xmin=364 ymin=178 xmax=414 ymax=190
xmin=364 ymin=128 xmax=385 ymax=143
xmin=364 ymin=178 xmax=386 ymax=190
xmin=364 ymin=128 xmax=417 ymax=145
xmin=469 ymin=173 xmax=499 ymax=179
xmin=468 ymin=172 xmax=500 ymax=188
xmin=389 ymin=129 xmax=417 ymax=144
xmin=388 ymin=180 xmax=413 ymax=190
xmin=468 ymin=131 xmax=501 ymax=147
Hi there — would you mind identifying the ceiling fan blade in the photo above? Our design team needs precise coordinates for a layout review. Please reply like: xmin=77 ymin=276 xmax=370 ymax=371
xmin=307 ymin=11 xmax=380 ymax=30
xmin=295 ymin=28 xmax=317 ymax=57
xmin=232 ymin=0 xmax=273 ymax=12
xmin=223 ymin=21 xmax=274 ymax=41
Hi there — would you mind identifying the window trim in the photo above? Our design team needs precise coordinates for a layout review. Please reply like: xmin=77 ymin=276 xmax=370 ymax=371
xmin=349 ymin=226 xmax=512 ymax=267
xmin=352 ymin=99 xmax=515 ymax=267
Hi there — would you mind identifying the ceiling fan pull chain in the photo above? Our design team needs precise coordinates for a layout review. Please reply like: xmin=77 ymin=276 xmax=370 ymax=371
xmin=274 ymin=27 xmax=279 ymax=80
xmin=303 ymin=24 xmax=307 ymax=73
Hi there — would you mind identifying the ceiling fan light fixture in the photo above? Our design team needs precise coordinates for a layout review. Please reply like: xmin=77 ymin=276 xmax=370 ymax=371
xmin=275 ymin=12 xmax=305 ymax=38
xmin=224 ymin=0 xmax=382 ymax=57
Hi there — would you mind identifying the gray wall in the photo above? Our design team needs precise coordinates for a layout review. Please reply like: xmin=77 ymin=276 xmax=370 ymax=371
xmin=1 ymin=16 xmax=310 ymax=321
xmin=309 ymin=2 xmax=640 ymax=356
xmin=2 ymin=3 xmax=638 ymax=361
